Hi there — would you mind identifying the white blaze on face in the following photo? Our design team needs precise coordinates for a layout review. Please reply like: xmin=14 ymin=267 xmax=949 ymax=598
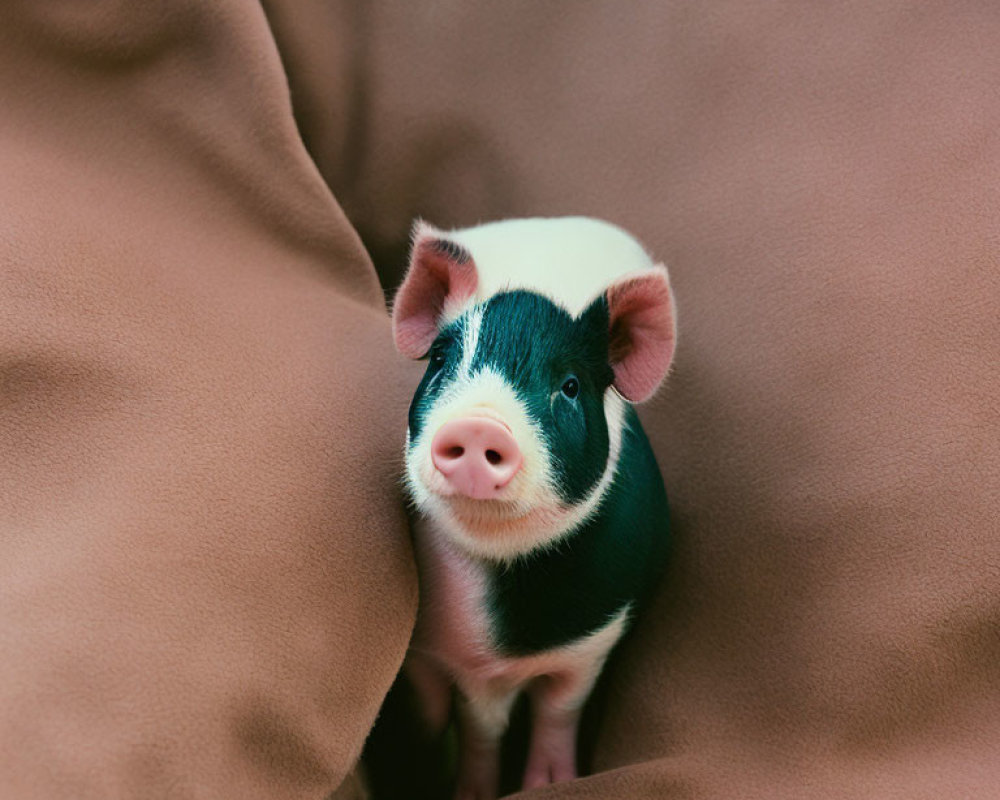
xmin=457 ymin=305 xmax=484 ymax=378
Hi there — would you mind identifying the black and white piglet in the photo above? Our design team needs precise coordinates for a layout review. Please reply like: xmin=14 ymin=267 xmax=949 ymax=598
xmin=391 ymin=217 xmax=675 ymax=800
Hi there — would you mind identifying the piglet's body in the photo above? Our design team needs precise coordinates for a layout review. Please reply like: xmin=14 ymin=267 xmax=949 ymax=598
xmin=392 ymin=217 xmax=675 ymax=800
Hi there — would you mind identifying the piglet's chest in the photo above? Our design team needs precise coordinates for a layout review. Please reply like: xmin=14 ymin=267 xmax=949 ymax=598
xmin=410 ymin=517 xmax=633 ymax=686
xmin=410 ymin=522 xmax=500 ymax=674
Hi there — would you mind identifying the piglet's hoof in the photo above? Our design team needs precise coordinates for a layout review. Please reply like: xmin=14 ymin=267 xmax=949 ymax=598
xmin=522 ymin=720 xmax=578 ymax=790
xmin=454 ymin=771 xmax=498 ymax=800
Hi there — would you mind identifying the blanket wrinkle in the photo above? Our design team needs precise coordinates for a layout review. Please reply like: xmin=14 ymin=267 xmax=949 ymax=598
xmin=1 ymin=2 xmax=417 ymax=798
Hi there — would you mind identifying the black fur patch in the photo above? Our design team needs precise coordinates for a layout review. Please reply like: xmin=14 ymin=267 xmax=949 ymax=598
xmin=486 ymin=405 xmax=670 ymax=654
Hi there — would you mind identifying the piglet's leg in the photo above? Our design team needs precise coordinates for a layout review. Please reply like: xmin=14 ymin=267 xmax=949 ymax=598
xmin=404 ymin=652 xmax=453 ymax=734
xmin=454 ymin=688 xmax=516 ymax=800
xmin=523 ymin=607 xmax=631 ymax=789
xmin=522 ymin=669 xmax=604 ymax=790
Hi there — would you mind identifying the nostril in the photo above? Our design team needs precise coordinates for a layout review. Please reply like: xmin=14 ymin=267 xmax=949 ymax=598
xmin=430 ymin=416 xmax=523 ymax=497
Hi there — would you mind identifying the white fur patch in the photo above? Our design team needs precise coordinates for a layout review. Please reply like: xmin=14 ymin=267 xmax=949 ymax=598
xmin=447 ymin=217 xmax=655 ymax=316
xmin=457 ymin=305 xmax=484 ymax=378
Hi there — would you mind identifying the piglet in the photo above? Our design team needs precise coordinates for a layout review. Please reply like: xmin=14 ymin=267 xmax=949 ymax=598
xmin=392 ymin=217 xmax=675 ymax=800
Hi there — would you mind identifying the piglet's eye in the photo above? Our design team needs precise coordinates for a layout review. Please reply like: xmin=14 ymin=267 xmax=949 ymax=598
xmin=430 ymin=349 xmax=446 ymax=366
xmin=561 ymin=377 xmax=580 ymax=399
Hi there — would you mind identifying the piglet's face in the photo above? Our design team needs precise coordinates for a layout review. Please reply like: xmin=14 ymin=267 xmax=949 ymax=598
xmin=393 ymin=221 xmax=675 ymax=561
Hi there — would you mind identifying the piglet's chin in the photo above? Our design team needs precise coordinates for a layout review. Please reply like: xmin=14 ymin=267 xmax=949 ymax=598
xmin=447 ymin=498 xmax=570 ymax=537
xmin=445 ymin=503 xmax=578 ymax=560
xmin=421 ymin=489 xmax=575 ymax=560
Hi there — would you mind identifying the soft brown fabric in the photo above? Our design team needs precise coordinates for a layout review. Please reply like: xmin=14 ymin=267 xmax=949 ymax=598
xmin=269 ymin=2 xmax=1000 ymax=798
xmin=0 ymin=3 xmax=416 ymax=799
xmin=6 ymin=2 xmax=1000 ymax=799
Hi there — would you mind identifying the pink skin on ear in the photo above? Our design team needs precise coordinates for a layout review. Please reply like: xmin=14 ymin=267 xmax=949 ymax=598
xmin=392 ymin=225 xmax=479 ymax=359
xmin=606 ymin=266 xmax=677 ymax=403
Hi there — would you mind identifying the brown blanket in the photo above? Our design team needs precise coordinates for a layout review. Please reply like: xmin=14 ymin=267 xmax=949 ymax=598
xmin=3 ymin=1 xmax=998 ymax=798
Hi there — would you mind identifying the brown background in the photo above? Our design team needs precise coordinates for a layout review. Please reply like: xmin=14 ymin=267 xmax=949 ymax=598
xmin=2 ymin=2 xmax=998 ymax=798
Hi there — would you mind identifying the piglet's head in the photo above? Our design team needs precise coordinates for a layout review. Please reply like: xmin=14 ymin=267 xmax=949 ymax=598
xmin=392 ymin=222 xmax=479 ymax=359
xmin=393 ymin=218 xmax=676 ymax=561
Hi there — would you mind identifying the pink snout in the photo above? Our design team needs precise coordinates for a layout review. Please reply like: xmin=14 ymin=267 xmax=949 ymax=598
xmin=431 ymin=416 xmax=523 ymax=500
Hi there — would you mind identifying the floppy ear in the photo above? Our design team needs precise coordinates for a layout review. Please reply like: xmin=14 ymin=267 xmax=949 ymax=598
xmin=606 ymin=265 xmax=677 ymax=402
xmin=391 ymin=221 xmax=479 ymax=358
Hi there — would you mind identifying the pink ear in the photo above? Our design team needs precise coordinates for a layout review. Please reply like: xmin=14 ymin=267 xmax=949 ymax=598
xmin=391 ymin=222 xmax=479 ymax=358
xmin=606 ymin=266 xmax=677 ymax=402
